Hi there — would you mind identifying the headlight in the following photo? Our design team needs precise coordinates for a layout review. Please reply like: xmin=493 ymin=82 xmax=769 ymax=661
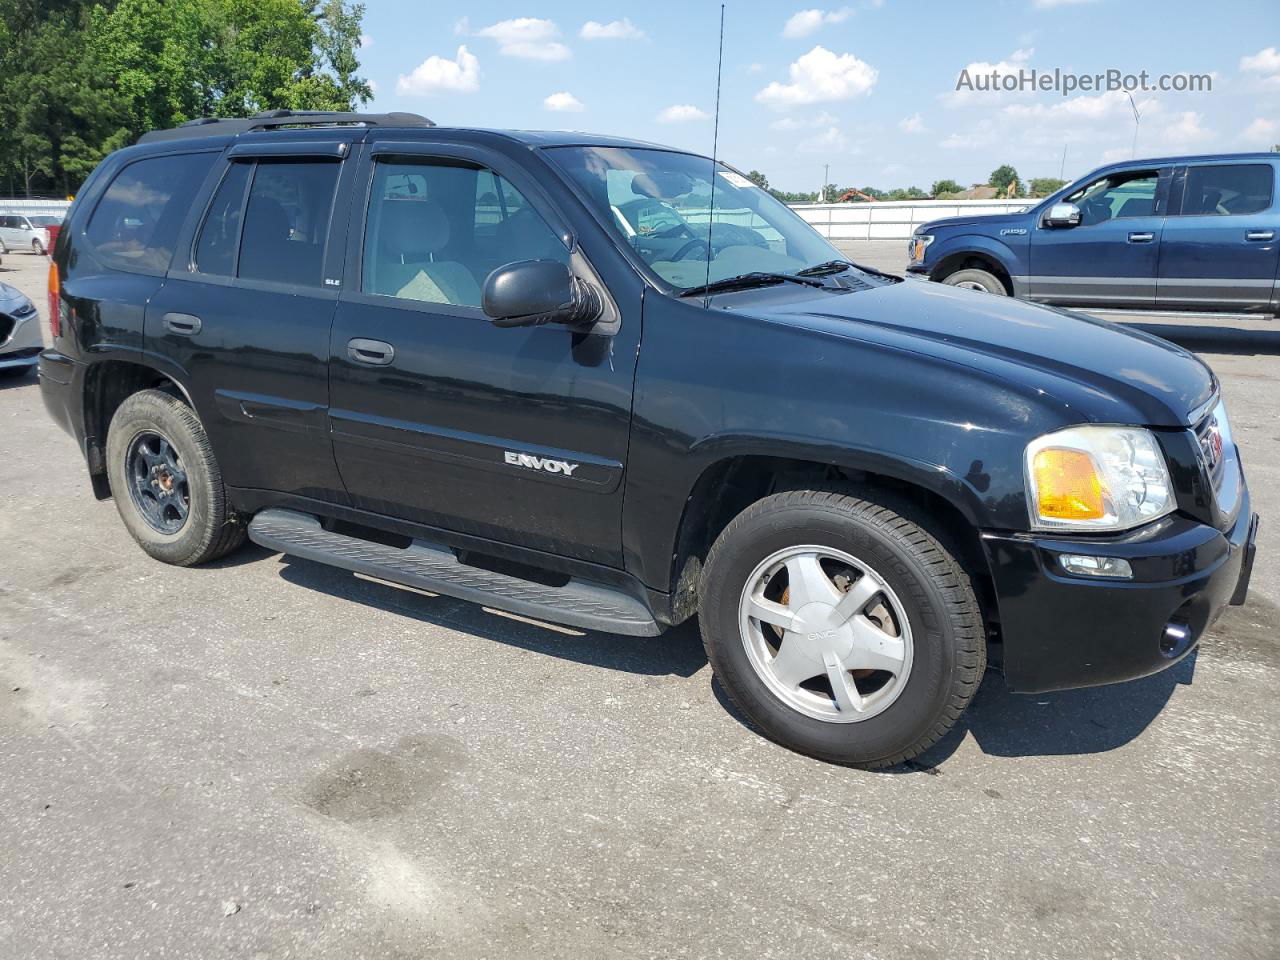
xmin=1025 ymin=425 xmax=1175 ymax=532
xmin=908 ymin=234 xmax=934 ymax=262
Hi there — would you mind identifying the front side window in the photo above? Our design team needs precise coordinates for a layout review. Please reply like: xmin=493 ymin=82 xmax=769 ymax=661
xmin=546 ymin=146 xmax=842 ymax=290
xmin=1063 ymin=170 xmax=1158 ymax=225
xmin=1180 ymin=164 xmax=1273 ymax=216
xmin=362 ymin=158 xmax=568 ymax=308
xmin=85 ymin=152 xmax=216 ymax=272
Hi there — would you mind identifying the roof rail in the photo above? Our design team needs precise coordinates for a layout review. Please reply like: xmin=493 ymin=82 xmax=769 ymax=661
xmin=136 ymin=109 xmax=435 ymax=144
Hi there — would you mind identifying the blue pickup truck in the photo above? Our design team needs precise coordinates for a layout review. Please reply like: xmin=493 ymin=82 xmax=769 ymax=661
xmin=907 ymin=152 xmax=1279 ymax=314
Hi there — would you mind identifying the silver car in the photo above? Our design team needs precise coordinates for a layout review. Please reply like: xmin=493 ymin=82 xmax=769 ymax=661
xmin=0 ymin=214 xmax=62 ymax=255
xmin=0 ymin=281 xmax=42 ymax=377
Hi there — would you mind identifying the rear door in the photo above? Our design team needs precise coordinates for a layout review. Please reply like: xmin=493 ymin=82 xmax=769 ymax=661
xmin=146 ymin=137 xmax=359 ymax=502
xmin=1156 ymin=161 xmax=1278 ymax=312
xmin=327 ymin=140 xmax=640 ymax=567
xmin=1029 ymin=166 xmax=1171 ymax=307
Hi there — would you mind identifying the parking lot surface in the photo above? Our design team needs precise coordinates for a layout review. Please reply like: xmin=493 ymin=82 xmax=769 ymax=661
xmin=2 ymin=247 xmax=1277 ymax=959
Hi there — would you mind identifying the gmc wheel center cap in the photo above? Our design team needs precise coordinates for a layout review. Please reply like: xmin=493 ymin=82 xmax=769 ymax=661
xmin=791 ymin=602 xmax=855 ymax=663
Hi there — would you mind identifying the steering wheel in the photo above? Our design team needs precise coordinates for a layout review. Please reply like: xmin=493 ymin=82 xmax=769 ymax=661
xmin=671 ymin=239 xmax=710 ymax=261
xmin=650 ymin=222 xmax=696 ymax=240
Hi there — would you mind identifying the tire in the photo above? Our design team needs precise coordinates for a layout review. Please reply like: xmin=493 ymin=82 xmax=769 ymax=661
xmin=0 ymin=239 xmax=8 ymax=255
xmin=699 ymin=489 xmax=985 ymax=768
xmin=105 ymin=389 xmax=246 ymax=566
xmin=32 ymin=239 xmax=46 ymax=256
xmin=942 ymin=268 xmax=1006 ymax=295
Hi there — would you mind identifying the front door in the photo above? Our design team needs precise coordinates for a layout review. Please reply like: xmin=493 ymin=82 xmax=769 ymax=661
xmin=146 ymin=138 xmax=359 ymax=501
xmin=1156 ymin=161 xmax=1279 ymax=312
xmin=327 ymin=142 xmax=640 ymax=567
xmin=1029 ymin=166 xmax=1171 ymax=308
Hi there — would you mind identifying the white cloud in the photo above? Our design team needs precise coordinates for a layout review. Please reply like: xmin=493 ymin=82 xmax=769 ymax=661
xmin=1240 ymin=46 xmax=1280 ymax=85
xmin=782 ymin=8 xmax=853 ymax=39
xmin=580 ymin=18 xmax=645 ymax=40
xmin=798 ymin=125 xmax=849 ymax=153
xmin=657 ymin=104 xmax=709 ymax=123
xmin=756 ymin=45 xmax=878 ymax=108
xmin=396 ymin=45 xmax=481 ymax=95
xmin=899 ymin=112 xmax=926 ymax=133
xmin=544 ymin=91 xmax=585 ymax=112
xmin=1033 ymin=0 xmax=1098 ymax=7
xmin=1241 ymin=117 xmax=1278 ymax=143
xmin=747 ymin=62 xmax=764 ymax=74
xmin=944 ymin=50 xmax=1036 ymax=105
xmin=359 ymin=34 xmax=372 ymax=49
xmin=1156 ymin=111 xmax=1212 ymax=147
xmin=476 ymin=18 xmax=570 ymax=61
xmin=453 ymin=17 xmax=469 ymax=36
xmin=770 ymin=110 xmax=837 ymax=131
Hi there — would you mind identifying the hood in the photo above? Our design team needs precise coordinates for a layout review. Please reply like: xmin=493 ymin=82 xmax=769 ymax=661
xmin=0 ymin=282 xmax=35 ymax=307
xmin=734 ymin=277 xmax=1215 ymax=428
xmin=919 ymin=211 xmax=1033 ymax=233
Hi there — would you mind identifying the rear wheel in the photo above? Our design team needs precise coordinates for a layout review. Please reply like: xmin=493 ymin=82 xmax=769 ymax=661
xmin=32 ymin=238 xmax=46 ymax=256
xmin=942 ymin=268 xmax=1005 ymax=295
xmin=105 ymin=389 xmax=245 ymax=566
xmin=699 ymin=489 xmax=985 ymax=768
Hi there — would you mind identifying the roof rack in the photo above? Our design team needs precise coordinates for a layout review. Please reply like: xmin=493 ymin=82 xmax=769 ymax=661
xmin=136 ymin=109 xmax=435 ymax=144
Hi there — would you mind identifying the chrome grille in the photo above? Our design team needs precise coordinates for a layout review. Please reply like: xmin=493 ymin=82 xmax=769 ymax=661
xmin=1195 ymin=408 xmax=1226 ymax=491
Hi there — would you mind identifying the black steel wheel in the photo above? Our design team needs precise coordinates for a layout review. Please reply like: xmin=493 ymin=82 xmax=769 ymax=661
xmin=125 ymin=431 xmax=191 ymax=534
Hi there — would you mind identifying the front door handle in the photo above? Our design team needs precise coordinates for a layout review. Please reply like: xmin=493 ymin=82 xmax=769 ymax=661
xmin=1127 ymin=232 xmax=1155 ymax=243
xmin=1246 ymin=230 xmax=1275 ymax=242
xmin=163 ymin=312 xmax=202 ymax=336
xmin=347 ymin=338 xmax=395 ymax=365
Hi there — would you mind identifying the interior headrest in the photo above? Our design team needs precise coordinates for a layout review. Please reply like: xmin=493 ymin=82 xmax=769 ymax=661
xmin=380 ymin=198 xmax=450 ymax=255
xmin=245 ymin=197 xmax=291 ymax=241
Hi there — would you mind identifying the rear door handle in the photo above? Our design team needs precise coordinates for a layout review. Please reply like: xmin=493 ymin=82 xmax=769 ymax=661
xmin=163 ymin=312 xmax=202 ymax=336
xmin=1246 ymin=230 xmax=1275 ymax=241
xmin=347 ymin=338 xmax=395 ymax=365
xmin=1127 ymin=232 xmax=1155 ymax=243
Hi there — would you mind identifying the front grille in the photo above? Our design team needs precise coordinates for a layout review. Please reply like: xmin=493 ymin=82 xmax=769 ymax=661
xmin=1194 ymin=407 xmax=1227 ymax=493
xmin=0 ymin=315 xmax=14 ymax=344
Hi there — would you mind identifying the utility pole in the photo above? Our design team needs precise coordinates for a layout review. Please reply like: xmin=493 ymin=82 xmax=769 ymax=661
xmin=1059 ymin=144 xmax=1067 ymax=181
xmin=822 ymin=163 xmax=829 ymax=203
xmin=1126 ymin=93 xmax=1141 ymax=159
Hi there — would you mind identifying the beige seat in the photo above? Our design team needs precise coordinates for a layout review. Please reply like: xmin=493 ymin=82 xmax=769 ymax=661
xmin=374 ymin=198 xmax=481 ymax=307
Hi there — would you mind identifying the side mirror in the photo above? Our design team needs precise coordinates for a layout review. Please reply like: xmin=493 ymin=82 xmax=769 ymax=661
xmin=482 ymin=259 xmax=602 ymax=329
xmin=1043 ymin=202 xmax=1081 ymax=228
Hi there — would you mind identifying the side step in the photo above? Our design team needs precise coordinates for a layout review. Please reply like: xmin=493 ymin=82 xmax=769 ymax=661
xmin=247 ymin=509 xmax=661 ymax=637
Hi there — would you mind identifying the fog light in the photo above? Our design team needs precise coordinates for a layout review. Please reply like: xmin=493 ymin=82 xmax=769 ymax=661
xmin=1160 ymin=622 xmax=1192 ymax=657
xmin=1058 ymin=554 xmax=1133 ymax=579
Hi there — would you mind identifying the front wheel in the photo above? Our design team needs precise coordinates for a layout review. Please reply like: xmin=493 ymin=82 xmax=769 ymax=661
xmin=699 ymin=490 xmax=986 ymax=768
xmin=942 ymin=268 xmax=1006 ymax=295
xmin=105 ymin=389 xmax=246 ymax=566
xmin=32 ymin=239 xmax=46 ymax=256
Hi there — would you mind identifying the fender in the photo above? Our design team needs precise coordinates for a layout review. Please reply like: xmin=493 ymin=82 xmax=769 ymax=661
xmin=925 ymin=232 xmax=1027 ymax=294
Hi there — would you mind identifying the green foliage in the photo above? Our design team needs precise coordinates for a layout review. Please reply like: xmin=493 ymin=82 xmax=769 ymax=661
xmin=988 ymin=164 xmax=1021 ymax=194
xmin=745 ymin=169 xmax=769 ymax=190
xmin=930 ymin=179 xmax=962 ymax=197
xmin=1028 ymin=177 xmax=1067 ymax=198
xmin=0 ymin=0 xmax=371 ymax=195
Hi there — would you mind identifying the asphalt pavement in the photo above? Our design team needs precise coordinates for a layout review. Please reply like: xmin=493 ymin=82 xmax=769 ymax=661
xmin=1 ymin=247 xmax=1277 ymax=959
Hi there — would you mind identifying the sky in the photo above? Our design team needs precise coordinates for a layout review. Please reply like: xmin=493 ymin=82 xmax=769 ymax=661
xmin=356 ymin=0 xmax=1280 ymax=193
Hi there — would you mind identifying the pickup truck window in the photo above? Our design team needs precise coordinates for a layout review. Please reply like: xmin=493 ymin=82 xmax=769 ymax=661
xmin=1179 ymin=164 xmax=1273 ymax=216
xmin=1064 ymin=170 xmax=1158 ymax=225
xmin=361 ymin=158 xmax=568 ymax=309
xmin=545 ymin=146 xmax=842 ymax=291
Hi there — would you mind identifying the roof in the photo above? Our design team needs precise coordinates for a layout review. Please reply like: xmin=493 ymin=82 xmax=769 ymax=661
xmin=1105 ymin=151 xmax=1279 ymax=167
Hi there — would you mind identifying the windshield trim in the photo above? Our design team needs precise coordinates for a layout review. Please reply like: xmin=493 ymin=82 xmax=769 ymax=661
xmin=540 ymin=144 xmax=843 ymax=300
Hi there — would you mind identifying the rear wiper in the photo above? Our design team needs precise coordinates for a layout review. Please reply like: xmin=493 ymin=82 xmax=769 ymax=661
xmin=680 ymin=271 xmax=830 ymax=297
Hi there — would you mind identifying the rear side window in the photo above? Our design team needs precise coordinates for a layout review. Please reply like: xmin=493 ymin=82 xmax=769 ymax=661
xmin=85 ymin=152 xmax=215 ymax=272
xmin=194 ymin=159 xmax=338 ymax=287
xmin=1179 ymin=164 xmax=1273 ymax=216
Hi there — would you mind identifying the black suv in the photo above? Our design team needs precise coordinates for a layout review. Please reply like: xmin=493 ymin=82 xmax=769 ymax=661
xmin=39 ymin=111 xmax=1258 ymax=767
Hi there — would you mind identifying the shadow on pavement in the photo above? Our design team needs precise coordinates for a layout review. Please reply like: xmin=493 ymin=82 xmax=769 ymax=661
xmin=274 ymin=555 xmax=709 ymax=679
xmin=1125 ymin=323 xmax=1280 ymax=356
xmin=0 ymin=368 xmax=36 ymax=390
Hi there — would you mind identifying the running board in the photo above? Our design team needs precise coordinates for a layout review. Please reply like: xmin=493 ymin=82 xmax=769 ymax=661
xmin=247 ymin=508 xmax=661 ymax=637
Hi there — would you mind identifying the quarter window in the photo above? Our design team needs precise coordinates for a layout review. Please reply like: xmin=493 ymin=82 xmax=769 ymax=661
xmin=85 ymin=152 xmax=216 ymax=272
xmin=362 ymin=158 xmax=568 ymax=308
xmin=1179 ymin=164 xmax=1273 ymax=216
xmin=194 ymin=162 xmax=251 ymax=276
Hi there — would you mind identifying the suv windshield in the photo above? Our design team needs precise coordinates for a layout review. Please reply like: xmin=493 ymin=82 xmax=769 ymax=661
xmin=546 ymin=146 xmax=845 ymax=291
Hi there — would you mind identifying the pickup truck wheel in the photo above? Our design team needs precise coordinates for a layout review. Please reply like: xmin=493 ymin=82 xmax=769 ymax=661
xmin=105 ymin=389 xmax=245 ymax=566
xmin=699 ymin=490 xmax=985 ymax=768
xmin=942 ymin=268 xmax=1006 ymax=295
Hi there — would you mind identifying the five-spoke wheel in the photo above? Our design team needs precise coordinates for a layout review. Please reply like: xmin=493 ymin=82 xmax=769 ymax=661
xmin=126 ymin=431 xmax=190 ymax=534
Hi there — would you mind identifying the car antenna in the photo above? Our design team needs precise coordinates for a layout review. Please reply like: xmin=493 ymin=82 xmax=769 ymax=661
xmin=702 ymin=3 xmax=726 ymax=309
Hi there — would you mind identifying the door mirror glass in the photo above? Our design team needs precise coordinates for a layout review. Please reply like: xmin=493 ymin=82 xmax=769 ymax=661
xmin=482 ymin=259 xmax=601 ymax=329
xmin=1043 ymin=202 xmax=1081 ymax=228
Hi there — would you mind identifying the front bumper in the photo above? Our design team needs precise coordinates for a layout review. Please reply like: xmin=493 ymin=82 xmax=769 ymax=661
xmin=0 ymin=309 xmax=44 ymax=368
xmin=983 ymin=485 xmax=1257 ymax=693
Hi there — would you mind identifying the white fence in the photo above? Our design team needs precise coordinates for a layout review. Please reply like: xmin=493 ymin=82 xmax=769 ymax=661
xmin=792 ymin=199 xmax=1034 ymax=241
xmin=0 ymin=198 xmax=73 ymax=219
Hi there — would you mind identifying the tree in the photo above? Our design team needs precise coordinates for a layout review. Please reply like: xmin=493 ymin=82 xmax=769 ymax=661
xmin=930 ymin=179 xmax=962 ymax=197
xmin=745 ymin=169 xmax=770 ymax=190
xmin=988 ymin=164 xmax=1021 ymax=195
xmin=1028 ymin=177 xmax=1067 ymax=198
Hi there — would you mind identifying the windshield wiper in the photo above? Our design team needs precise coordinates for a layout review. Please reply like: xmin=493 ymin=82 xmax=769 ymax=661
xmin=796 ymin=259 xmax=854 ymax=277
xmin=680 ymin=271 xmax=830 ymax=297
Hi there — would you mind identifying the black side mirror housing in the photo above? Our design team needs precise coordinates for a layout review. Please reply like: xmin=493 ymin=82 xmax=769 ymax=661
xmin=482 ymin=260 xmax=602 ymax=329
